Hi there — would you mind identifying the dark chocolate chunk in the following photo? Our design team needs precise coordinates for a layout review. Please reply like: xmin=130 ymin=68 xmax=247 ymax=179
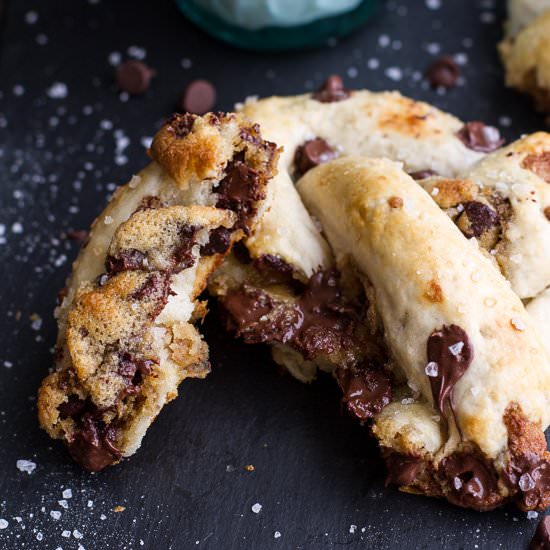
xmin=166 ymin=112 xmax=197 ymax=139
xmin=105 ymin=249 xmax=148 ymax=273
xmin=117 ymin=352 xmax=156 ymax=396
xmin=181 ymin=79 xmax=217 ymax=115
xmin=522 ymin=152 xmax=550 ymax=183
xmin=232 ymin=241 xmax=252 ymax=264
xmin=545 ymin=207 xmax=550 ymax=221
xmin=441 ymin=453 xmax=501 ymax=511
xmin=253 ymin=254 xmax=295 ymax=285
xmin=425 ymin=56 xmax=460 ymax=89
xmin=216 ymin=155 xmax=264 ymax=233
xmin=172 ymin=225 xmax=199 ymax=271
xmin=337 ymin=366 xmax=392 ymax=420
xmin=426 ymin=324 xmax=473 ymax=416
xmin=312 ymin=75 xmax=350 ymax=103
xmin=456 ymin=122 xmax=504 ymax=153
xmin=115 ymin=60 xmax=155 ymax=95
xmin=130 ymin=272 xmax=172 ymax=318
xmin=530 ymin=516 xmax=550 ymax=550
xmin=68 ymin=411 xmax=121 ymax=472
xmin=409 ymin=169 xmax=437 ymax=180
xmin=58 ymin=395 xmax=87 ymax=419
xmin=385 ymin=454 xmax=422 ymax=487
xmin=294 ymin=138 xmax=338 ymax=177
xmin=220 ymin=269 xmax=357 ymax=360
xmin=457 ymin=201 xmax=499 ymax=238
xmin=201 ymin=227 xmax=233 ymax=256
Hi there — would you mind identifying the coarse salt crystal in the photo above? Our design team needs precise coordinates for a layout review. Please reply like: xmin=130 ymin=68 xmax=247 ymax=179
xmin=58 ymin=500 xmax=68 ymax=509
xmin=425 ymin=362 xmax=439 ymax=377
xmin=36 ymin=532 xmax=43 ymax=541
xmin=349 ymin=525 xmax=357 ymax=534
xmin=510 ymin=318 xmax=526 ymax=331
xmin=73 ymin=529 xmax=83 ymax=539
xmin=448 ymin=342 xmax=464 ymax=357
xmin=46 ymin=82 xmax=68 ymax=99
xmin=453 ymin=477 xmax=463 ymax=490
xmin=100 ymin=514 xmax=107 ymax=520
xmin=274 ymin=531 xmax=281 ymax=539
xmin=62 ymin=489 xmax=72 ymax=499
xmin=519 ymin=473 xmax=535 ymax=492
xmin=62 ymin=530 xmax=71 ymax=537
xmin=431 ymin=187 xmax=439 ymax=196
xmin=87 ymin=500 xmax=93 ymax=508
xmin=104 ymin=216 xmax=113 ymax=225
xmin=251 ymin=503 xmax=262 ymax=514
xmin=16 ymin=459 xmax=36 ymax=474
xmin=527 ymin=511 xmax=539 ymax=520
xmin=0 ymin=519 xmax=8 ymax=529
xmin=50 ymin=510 xmax=61 ymax=520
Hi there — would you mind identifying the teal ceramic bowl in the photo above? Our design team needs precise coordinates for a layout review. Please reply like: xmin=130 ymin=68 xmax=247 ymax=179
xmin=176 ymin=0 xmax=380 ymax=51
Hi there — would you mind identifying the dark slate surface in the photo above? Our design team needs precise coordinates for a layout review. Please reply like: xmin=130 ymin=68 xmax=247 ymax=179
xmin=0 ymin=0 xmax=546 ymax=548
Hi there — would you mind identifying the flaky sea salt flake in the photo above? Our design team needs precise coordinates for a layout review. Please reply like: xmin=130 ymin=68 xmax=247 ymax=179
xmin=16 ymin=459 xmax=36 ymax=474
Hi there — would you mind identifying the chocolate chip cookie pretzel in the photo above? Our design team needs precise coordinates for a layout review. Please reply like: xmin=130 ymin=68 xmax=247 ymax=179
xmin=38 ymin=112 xmax=278 ymax=471
xmin=298 ymin=157 xmax=550 ymax=511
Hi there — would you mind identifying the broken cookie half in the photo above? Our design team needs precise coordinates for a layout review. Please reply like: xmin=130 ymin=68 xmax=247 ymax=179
xmin=297 ymin=157 xmax=550 ymax=511
xmin=38 ymin=112 xmax=279 ymax=471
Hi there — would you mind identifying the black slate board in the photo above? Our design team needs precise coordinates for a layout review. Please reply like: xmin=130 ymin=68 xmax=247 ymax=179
xmin=0 ymin=1 xmax=546 ymax=549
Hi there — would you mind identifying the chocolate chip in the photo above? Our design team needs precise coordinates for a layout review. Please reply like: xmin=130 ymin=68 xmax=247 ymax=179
xmin=201 ymin=227 xmax=233 ymax=256
xmin=105 ymin=249 xmax=148 ymax=273
xmin=58 ymin=395 xmax=87 ymax=419
xmin=426 ymin=324 xmax=473 ymax=416
xmin=253 ymin=254 xmax=295 ymax=285
xmin=115 ymin=60 xmax=155 ymax=95
xmin=232 ymin=241 xmax=252 ymax=264
xmin=545 ymin=207 xmax=550 ymax=221
xmin=172 ymin=225 xmax=199 ymax=271
xmin=441 ymin=453 xmax=501 ymax=510
xmin=409 ymin=169 xmax=438 ymax=180
xmin=130 ymin=272 xmax=172 ymax=318
xmin=456 ymin=122 xmax=504 ymax=153
xmin=67 ymin=411 xmax=121 ymax=472
xmin=312 ymin=75 xmax=350 ymax=103
xmin=337 ymin=366 xmax=392 ymax=420
xmin=425 ymin=56 xmax=460 ymax=89
xmin=166 ymin=112 xmax=197 ymax=139
xmin=522 ymin=152 xmax=550 ymax=184
xmin=530 ymin=516 xmax=550 ymax=549
xmin=385 ymin=454 xmax=422 ymax=487
xmin=457 ymin=201 xmax=499 ymax=238
xmin=181 ymin=79 xmax=216 ymax=115
xmin=294 ymin=138 xmax=338 ymax=177
xmin=216 ymin=156 xmax=264 ymax=233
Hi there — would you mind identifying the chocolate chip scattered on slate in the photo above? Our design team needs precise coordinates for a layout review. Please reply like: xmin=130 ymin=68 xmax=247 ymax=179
xmin=456 ymin=122 xmax=504 ymax=152
xmin=115 ymin=60 xmax=155 ymax=95
xmin=181 ymin=79 xmax=216 ymax=115
xmin=425 ymin=56 xmax=460 ymax=89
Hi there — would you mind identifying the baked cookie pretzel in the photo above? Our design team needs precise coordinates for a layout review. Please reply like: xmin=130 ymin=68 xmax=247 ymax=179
xmin=38 ymin=112 xmax=278 ymax=471
xmin=500 ymin=1 xmax=550 ymax=113
xmin=297 ymin=156 xmax=550 ymax=511
xmin=210 ymin=78 xmax=505 ymax=381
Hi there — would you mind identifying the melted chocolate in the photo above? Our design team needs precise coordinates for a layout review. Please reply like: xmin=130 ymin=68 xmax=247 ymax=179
xmin=458 ymin=201 xmax=499 ymax=238
xmin=130 ymin=272 xmax=173 ymax=318
xmin=221 ymin=270 xmax=357 ymax=360
xmin=440 ymin=453 xmax=501 ymax=510
xmin=253 ymin=254 xmax=295 ymax=285
xmin=337 ymin=366 xmax=392 ymax=420
xmin=68 ymin=411 xmax=122 ymax=472
xmin=232 ymin=241 xmax=252 ymax=264
xmin=530 ymin=516 xmax=550 ymax=550
xmin=58 ymin=395 xmax=87 ymax=419
xmin=312 ymin=75 xmax=350 ymax=103
xmin=105 ymin=249 xmax=148 ymax=273
xmin=385 ymin=454 xmax=422 ymax=487
xmin=216 ymin=154 xmax=264 ymax=233
xmin=456 ymin=122 xmax=504 ymax=153
xmin=426 ymin=324 xmax=473 ymax=417
xmin=171 ymin=224 xmax=199 ymax=271
xmin=201 ymin=227 xmax=233 ymax=256
xmin=294 ymin=138 xmax=338 ymax=177
xmin=506 ymin=456 xmax=550 ymax=511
